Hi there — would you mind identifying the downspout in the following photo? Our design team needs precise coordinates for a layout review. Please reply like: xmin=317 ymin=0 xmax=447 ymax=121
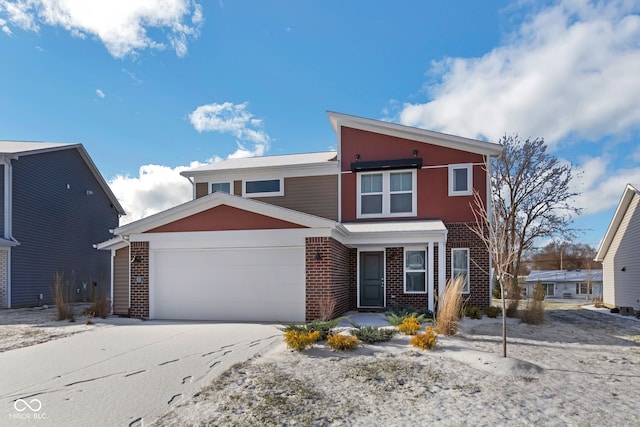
xmin=184 ymin=175 xmax=196 ymax=199
xmin=4 ymin=157 xmax=13 ymax=308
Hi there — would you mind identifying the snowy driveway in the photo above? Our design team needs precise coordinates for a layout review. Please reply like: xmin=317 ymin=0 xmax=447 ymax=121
xmin=0 ymin=320 xmax=281 ymax=426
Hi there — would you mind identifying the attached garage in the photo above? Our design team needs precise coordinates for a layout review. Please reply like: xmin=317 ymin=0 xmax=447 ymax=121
xmin=98 ymin=192 xmax=339 ymax=322
xmin=150 ymin=246 xmax=305 ymax=321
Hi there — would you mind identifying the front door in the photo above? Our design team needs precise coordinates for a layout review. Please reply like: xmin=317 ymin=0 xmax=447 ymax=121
xmin=360 ymin=251 xmax=384 ymax=307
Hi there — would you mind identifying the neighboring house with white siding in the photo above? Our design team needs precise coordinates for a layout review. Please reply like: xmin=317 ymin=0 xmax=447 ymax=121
xmin=595 ymin=184 xmax=640 ymax=310
xmin=525 ymin=270 xmax=603 ymax=300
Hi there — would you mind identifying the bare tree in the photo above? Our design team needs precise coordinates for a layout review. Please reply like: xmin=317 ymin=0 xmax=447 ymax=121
xmin=492 ymin=135 xmax=581 ymax=315
xmin=469 ymin=190 xmax=518 ymax=358
xmin=527 ymin=241 xmax=601 ymax=271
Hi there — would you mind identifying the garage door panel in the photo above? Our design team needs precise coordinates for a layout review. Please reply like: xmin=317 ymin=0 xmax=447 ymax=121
xmin=151 ymin=247 xmax=305 ymax=322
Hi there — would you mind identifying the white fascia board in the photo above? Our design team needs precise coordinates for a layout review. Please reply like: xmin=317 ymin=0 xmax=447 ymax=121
xmin=95 ymin=236 xmax=128 ymax=251
xmin=327 ymin=111 xmax=503 ymax=157
xmin=131 ymin=227 xmax=335 ymax=249
xmin=595 ymin=184 xmax=639 ymax=261
xmin=114 ymin=192 xmax=339 ymax=235
xmin=341 ymin=230 xmax=448 ymax=247
xmin=190 ymin=164 xmax=338 ymax=184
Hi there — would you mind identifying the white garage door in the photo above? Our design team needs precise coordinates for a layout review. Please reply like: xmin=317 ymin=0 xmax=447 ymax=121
xmin=151 ymin=247 xmax=305 ymax=322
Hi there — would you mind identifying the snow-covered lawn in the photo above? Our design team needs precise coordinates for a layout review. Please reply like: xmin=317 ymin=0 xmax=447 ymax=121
xmin=154 ymin=304 xmax=640 ymax=426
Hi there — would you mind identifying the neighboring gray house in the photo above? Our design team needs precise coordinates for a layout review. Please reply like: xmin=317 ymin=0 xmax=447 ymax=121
xmin=595 ymin=184 xmax=640 ymax=310
xmin=525 ymin=270 xmax=603 ymax=300
xmin=0 ymin=141 xmax=125 ymax=308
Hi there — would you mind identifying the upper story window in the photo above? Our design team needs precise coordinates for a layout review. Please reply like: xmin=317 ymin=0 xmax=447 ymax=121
xmin=451 ymin=248 xmax=470 ymax=293
xmin=448 ymin=164 xmax=473 ymax=196
xmin=211 ymin=182 xmax=232 ymax=194
xmin=357 ymin=170 xmax=416 ymax=218
xmin=243 ymin=178 xmax=283 ymax=197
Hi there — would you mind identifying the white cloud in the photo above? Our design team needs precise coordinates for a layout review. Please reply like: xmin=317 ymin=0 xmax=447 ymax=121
xmin=189 ymin=101 xmax=271 ymax=158
xmin=572 ymin=156 xmax=640 ymax=215
xmin=109 ymin=163 xmax=203 ymax=225
xmin=96 ymin=88 xmax=105 ymax=98
xmin=396 ymin=0 xmax=640 ymax=147
xmin=0 ymin=0 xmax=203 ymax=58
xmin=0 ymin=17 xmax=11 ymax=35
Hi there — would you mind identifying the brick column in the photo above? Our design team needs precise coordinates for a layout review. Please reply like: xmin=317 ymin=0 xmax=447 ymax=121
xmin=305 ymin=237 xmax=354 ymax=321
xmin=129 ymin=241 xmax=149 ymax=318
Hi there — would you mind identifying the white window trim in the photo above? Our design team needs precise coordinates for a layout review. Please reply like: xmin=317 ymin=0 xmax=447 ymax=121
xmin=576 ymin=282 xmax=592 ymax=295
xmin=356 ymin=169 xmax=417 ymax=219
xmin=210 ymin=181 xmax=233 ymax=195
xmin=451 ymin=248 xmax=470 ymax=294
xmin=242 ymin=178 xmax=284 ymax=197
xmin=540 ymin=282 xmax=555 ymax=296
xmin=448 ymin=163 xmax=473 ymax=196
xmin=404 ymin=247 xmax=427 ymax=294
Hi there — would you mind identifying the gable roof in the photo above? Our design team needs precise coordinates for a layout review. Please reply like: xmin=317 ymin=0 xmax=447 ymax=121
xmin=0 ymin=140 xmax=125 ymax=215
xmin=182 ymin=151 xmax=337 ymax=176
xmin=112 ymin=191 xmax=339 ymax=235
xmin=327 ymin=111 xmax=504 ymax=157
xmin=595 ymin=183 xmax=640 ymax=261
xmin=526 ymin=269 xmax=603 ymax=283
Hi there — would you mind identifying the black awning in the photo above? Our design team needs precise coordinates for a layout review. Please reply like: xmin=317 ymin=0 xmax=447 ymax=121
xmin=350 ymin=158 xmax=423 ymax=172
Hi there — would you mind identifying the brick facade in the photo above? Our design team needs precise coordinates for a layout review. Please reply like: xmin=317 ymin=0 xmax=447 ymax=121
xmin=0 ymin=250 xmax=7 ymax=308
xmin=385 ymin=247 xmax=429 ymax=310
xmin=129 ymin=241 xmax=149 ymax=318
xmin=305 ymin=237 xmax=356 ymax=321
xmin=445 ymin=222 xmax=490 ymax=308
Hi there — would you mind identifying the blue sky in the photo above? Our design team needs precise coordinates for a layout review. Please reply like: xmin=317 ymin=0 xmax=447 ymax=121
xmin=1 ymin=0 xmax=639 ymax=249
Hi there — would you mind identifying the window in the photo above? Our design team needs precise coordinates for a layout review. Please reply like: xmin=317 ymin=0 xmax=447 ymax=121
xmin=576 ymin=283 xmax=592 ymax=295
xmin=243 ymin=179 xmax=283 ymax=197
xmin=451 ymin=248 xmax=470 ymax=293
xmin=210 ymin=182 xmax=231 ymax=194
xmin=405 ymin=249 xmax=426 ymax=293
xmin=448 ymin=164 xmax=473 ymax=196
xmin=357 ymin=170 xmax=416 ymax=218
xmin=541 ymin=282 xmax=555 ymax=296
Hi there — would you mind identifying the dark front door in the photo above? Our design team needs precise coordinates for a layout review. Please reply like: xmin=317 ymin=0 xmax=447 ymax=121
xmin=360 ymin=251 xmax=385 ymax=307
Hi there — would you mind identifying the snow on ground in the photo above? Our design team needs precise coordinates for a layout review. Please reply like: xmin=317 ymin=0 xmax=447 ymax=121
xmin=0 ymin=305 xmax=106 ymax=352
xmin=154 ymin=304 xmax=640 ymax=426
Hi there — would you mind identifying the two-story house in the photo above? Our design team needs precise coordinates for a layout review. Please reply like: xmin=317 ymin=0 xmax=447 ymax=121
xmin=0 ymin=141 xmax=125 ymax=308
xmin=98 ymin=112 xmax=503 ymax=321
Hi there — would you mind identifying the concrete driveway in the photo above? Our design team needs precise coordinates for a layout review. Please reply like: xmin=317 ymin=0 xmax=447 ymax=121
xmin=0 ymin=320 xmax=281 ymax=426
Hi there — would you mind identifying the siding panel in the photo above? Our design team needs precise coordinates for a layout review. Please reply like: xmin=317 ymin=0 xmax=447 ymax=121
xmin=0 ymin=164 xmax=4 ymax=237
xmin=11 ymin=149 xmax=120 ymax=307
xmin=195 ymin=182 xmax=208 ymax=199
xmin=605 ymin=195 xmax=640 ymax=309
xmin=113 ymin=246 xmax=129 ymax=315
xmin=252 ymin=175 xmax=338 ymax=220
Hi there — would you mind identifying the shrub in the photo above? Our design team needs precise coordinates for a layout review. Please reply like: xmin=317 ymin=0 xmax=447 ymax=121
xmin=435 ymin=276 xmax=465 ymax=336
xmin=464 ymin=305 xmax=483 ymax=319
xmin=592 ymin=296 xmax=604 ymax=308
xmin=410 ymin=326 xmax=438 ymax=350
xmin=317 ymin=295 xmax=336 ymax=321
xmin=280 ymin=318 xmax=342 ymax=341
xmin=53 ymin=272 xmax=75 ymax=322
xmin=484 ymin=306 xmax=501 ymax=318
xmin=86 ymin=295 xmax=111 ymax=319
xmin=610 ymin=307 xmax=620 ymax=314
xmin=351 ymin=326 xmax=397 ymax=344
xmin=385 ymin=309 xmax=431 ymax=326
xmin=521 ymin=282 xmax=545 ymax=325
xmin=326 ymin=334 xmax=358 ymax=351
xmin=397 ymin=317 xmax=422 ymax=335
xmin=283 ymin=330 xmax=320 ymax=351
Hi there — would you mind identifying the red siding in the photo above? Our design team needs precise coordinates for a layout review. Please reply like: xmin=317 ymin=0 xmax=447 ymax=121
xmin=340 ymin=127 xmax=487 ymax=222
xmin=147 ymin=205 xmax=306 ymax=233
